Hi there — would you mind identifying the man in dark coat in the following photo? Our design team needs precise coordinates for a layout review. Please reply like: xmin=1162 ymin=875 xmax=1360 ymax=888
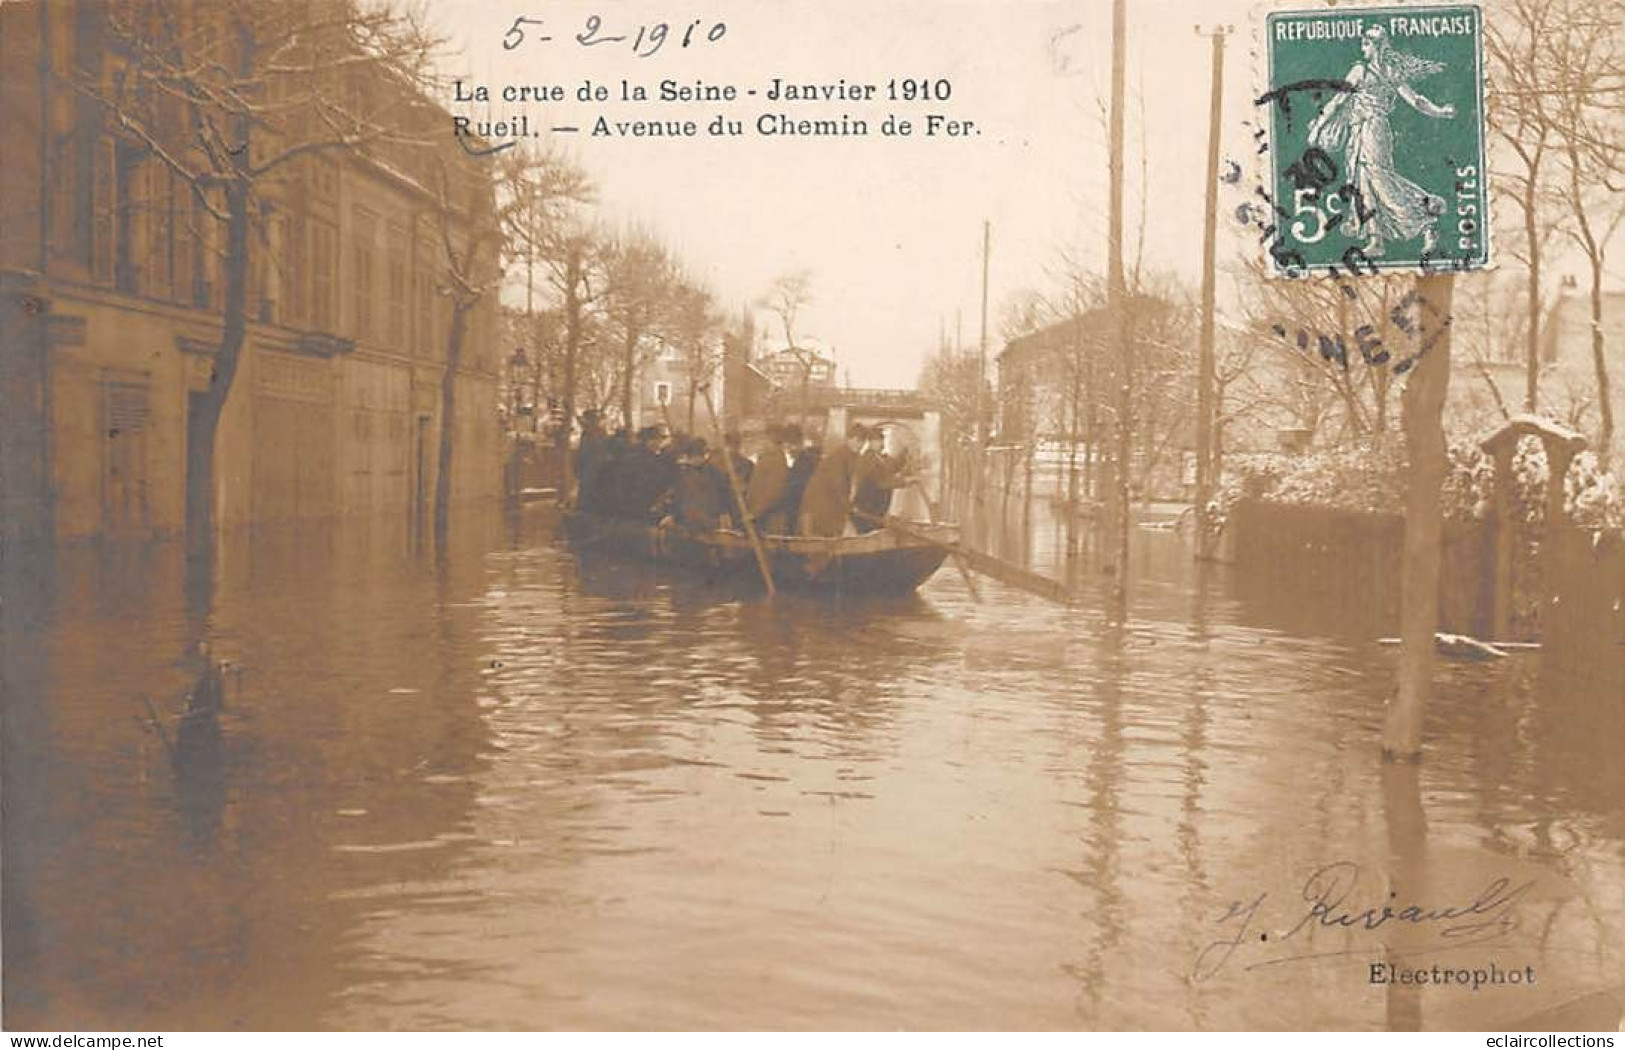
xmin=852 ymin=426 xmax=911 ymax=533
xmin=581 ymin=426 xmax=627 ymax=516
xmin=723 ymin=431 xmax=753 ymax=488
xmin=779 ymin=425 xmax=821 ymax=533
xmin=745 ymin=425 xmax=792 ymax=535
xmin=573 ymin=410 xmax=608 ymax=510
xmin=798 ymin=424 xmax=865 ymax=537
xmin=617 ymin=426 xmax=672 ymax=522
xmin=669 ymin=439 xmax=733 ymax=531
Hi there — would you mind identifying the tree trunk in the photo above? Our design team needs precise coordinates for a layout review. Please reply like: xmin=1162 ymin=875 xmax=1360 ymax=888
xmin=1067 ymin=365 xmax=1081 ymax=549
xmin=433 ymin=302 xmax=469 ymax=547
xmin=1383 ymin=273 xmax=1455 ymax=759
xmin=1591 ymin=262 xmax=1613 ymax=467
xmin=1524 ymin=190 xmax=1541 ymax=412
xmin=620 ymin=312 xmax=640 ymax=430
xmin=1567 ymin=138 xmax=1613 ymax=467
xmin=184 ymin=180 xmax=251 ymax=579
xmin=560 ymin=244 xmax=581 ymax=464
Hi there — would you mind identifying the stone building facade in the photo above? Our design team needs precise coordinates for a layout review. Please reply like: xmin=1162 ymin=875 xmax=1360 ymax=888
xmin=0 ymin=1 xmax=500 ymax=545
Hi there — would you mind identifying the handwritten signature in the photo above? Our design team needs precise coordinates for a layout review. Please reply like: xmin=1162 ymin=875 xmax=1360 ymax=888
xmin=1193 ymin=861 xmax=1535 ymax=982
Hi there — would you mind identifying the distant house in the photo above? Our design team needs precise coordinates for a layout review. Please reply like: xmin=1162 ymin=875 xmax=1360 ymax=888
xmin=636 ymin=344 xmax=693 ymax=431
xmin=757 ymin=345 xmax=836 ymax=391
xmin=998 ymin=319 xmax=1086 ymax=444
xmin=996 ymin=297 xmax=1194 ymax=499
xmin=1448 ymin=282 xmax=1625 ymax=461
xmin=725 ymin=361 xmax=774 ymax=427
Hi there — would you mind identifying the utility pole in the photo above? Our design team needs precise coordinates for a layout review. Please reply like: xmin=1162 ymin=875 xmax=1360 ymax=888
xmin=978 ymin=220 xmax=991 ymax=447
xmin=1106 ymin=0 xmax=1131 ymax=600
xmin=1384 ymin=272 xmax=1457 ymax=759
xmin=1195 ymin=25 xmax=1230 ymax=561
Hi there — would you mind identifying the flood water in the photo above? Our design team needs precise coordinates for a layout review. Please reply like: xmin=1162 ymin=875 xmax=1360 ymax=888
xmin=4 ymin=498 xmax=1622 ymax=1031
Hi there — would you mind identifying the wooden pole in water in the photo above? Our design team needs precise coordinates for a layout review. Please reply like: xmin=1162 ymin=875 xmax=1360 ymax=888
xmin=1105 ymin=0 xmax=1131 ymax=598
xmin=1195 ymin=25 xmax=1229 ymax=561
xmin=978 ymin=220 xmax=991 ymax=448
xmin=1383 ymin=273 xmax=1455 ymax=759
xmin=700 ymin=384 xmax=776 ymax=598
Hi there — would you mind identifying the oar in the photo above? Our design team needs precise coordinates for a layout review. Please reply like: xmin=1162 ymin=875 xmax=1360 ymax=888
xmin=699 ymin=384 xmax=776 ymax=597
xmin=852 ymin=511 xmax=1077 ymax=606
xmin=906 ymin=478 xmax=979 ymax=602
xmin=910 ymin=478 xmax=940 ymax=522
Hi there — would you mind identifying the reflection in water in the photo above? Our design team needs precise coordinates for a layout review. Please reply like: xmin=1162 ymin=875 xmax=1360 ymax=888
xmin=1382 ymin=761 xmax=1428 ymax=1033
xmin=2 ymin=501 xmax=1622 ymax=1030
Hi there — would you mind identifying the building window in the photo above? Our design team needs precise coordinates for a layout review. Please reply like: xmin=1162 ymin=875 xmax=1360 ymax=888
xmin=386 ymin=223 xmax=408 ymax=350
xmin=352 ymin=207 xmax=377 ymax=341
xmin=414 ymin=265 xmax=436 ymax=357
xmin=310 ymin=157 xmax=339 ymax=200
xmin=102 ymin=378 xmax=150 ymax=532
xmin=414 ymin=226 xmax=440 ymax=357
xmin=190 ymin=190 xmax=219 ymax=310
xmin=653 ymin=381 xmax=672 ymax=406
xmin=309 ymin=216 xmax=338 ymax=332
xmin=258 ymin=204 xmax=281 ymax=324
xmin=280 ymin=214 xmax=304 ymax=324
xmin=112 ymin=143 xmax=144 ymax=294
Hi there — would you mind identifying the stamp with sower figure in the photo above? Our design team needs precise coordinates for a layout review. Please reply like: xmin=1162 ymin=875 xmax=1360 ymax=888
xmin=1258 ymin=3 xmax=1490 ymax=277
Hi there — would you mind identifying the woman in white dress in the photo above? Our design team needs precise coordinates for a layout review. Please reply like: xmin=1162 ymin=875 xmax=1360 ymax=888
xmin=1307 ymin=25 xmax=1457 ymax=257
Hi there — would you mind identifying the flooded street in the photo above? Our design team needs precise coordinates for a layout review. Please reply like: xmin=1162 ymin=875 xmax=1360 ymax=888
xmin=4 ymin=502 xmax=1622 ymax=1031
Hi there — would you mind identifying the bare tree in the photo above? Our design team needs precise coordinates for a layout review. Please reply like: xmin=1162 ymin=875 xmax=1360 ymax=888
xmin=507 ymin=207 xmax=603 ymax=457
xmin=760 ymin=269 xmax=814 ymax=350
xmin=918 ymin=343 xmax=987 ymax=490
xmin=1548 ymin=0 xmax=1625 ymax=463
xmin=426 ymin=144 xmax=589 ymax=542
xmin=69 ymin=0 xmax=440 ymax=570
xmin=758 ymin=269 xmax=823 ymax=426
xmin=600 ymin=230 xmax=676 ymax=428
xmin=502 ymin=144 xmax=597 ymax=438
xmin=1487 ymin=0 xmax=1572 ymax=412
xmin=668 ymin=279 xmax=724 ymax=433
xmin=1235 ymin=257 xmax=1420 ymax=444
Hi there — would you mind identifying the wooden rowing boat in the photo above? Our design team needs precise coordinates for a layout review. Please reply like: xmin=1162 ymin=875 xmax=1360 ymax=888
xmin=562 ymin=511 xmax=956 ymax=596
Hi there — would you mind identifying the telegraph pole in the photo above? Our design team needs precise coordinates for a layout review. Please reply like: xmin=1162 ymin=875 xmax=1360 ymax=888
xmin=1106 ymin=0 xmax=1130 ymax=597
xmin=978 ymin=220 xmax=991 ymax=447
xmin=1195 ymin=25 xmax=1230 ymax=560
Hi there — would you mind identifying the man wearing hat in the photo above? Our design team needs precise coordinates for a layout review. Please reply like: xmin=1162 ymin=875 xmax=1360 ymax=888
xmin=616 ymin=425 xmax=672 ymax=522
xmin=667 ymin=438 xmax=733 ymax=531
xmin=797 ymin=423 xmax=866 ymax=537
xmin=573 ymin=409 xmax=608 ymax=509
xmin=852 ymin=424 xmax=911 ymax=533
xmin=746 ymin=424 xmax=794 ymax=535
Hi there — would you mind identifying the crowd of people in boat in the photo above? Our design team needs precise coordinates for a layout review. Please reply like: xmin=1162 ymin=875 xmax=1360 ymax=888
xmin=571 ymin=411 xmax=915 ymax=538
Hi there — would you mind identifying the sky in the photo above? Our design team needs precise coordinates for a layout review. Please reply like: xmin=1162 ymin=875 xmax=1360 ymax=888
xmin=420 ymin=0 xmax=1615 ymax=389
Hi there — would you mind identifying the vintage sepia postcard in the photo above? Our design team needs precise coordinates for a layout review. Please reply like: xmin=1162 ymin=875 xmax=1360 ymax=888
xmin=1 ymin=0 xmax=1621 ymax=1036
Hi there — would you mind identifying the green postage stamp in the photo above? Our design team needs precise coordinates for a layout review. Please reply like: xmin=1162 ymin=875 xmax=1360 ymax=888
xmin=1261 ymin=4 xmax=1489 ymax=276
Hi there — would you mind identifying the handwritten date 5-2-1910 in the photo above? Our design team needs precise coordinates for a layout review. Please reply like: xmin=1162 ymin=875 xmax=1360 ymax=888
xmin=501 ymin=14 xmax=727 ymax=58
